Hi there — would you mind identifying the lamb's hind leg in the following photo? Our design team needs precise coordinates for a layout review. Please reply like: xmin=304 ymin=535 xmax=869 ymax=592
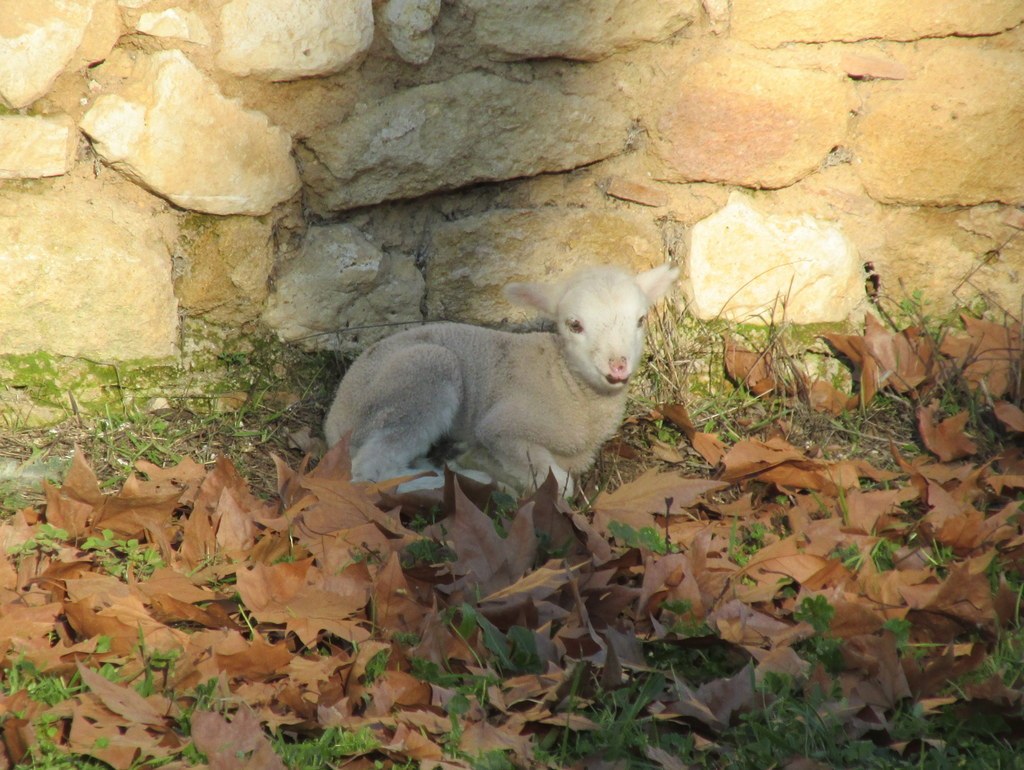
xmin=347 ymin=344 xmax=462 ymax=485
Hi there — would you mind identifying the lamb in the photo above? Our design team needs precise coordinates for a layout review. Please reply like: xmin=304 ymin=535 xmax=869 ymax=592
xmin=323 ymin=263 xmax=679 ymax=495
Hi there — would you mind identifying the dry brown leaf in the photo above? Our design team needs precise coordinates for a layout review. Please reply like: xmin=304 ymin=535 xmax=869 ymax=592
xmin=963 ymin=675 xmax=1024 ymax=707
xmin=146 ymin=592 xmax=237 ymax=630
xmin=759 ymin=463 xmax=838 ymax=494
xmin=840 ymin=633 xmax=912 ymax=708
xmin=973 ymin=500 xmax=1024 ymax=549
xmin=535 ymin=713 xmax=602 ymax=730
xmin=63 ymin=583 xmax=186 ymax=655
xmin=211 ymin=631 xmax=294 ymax=681
xmin=365 ymin=671 xmax=432 ymax=715
xmin=720 ymin=437 xmax=807 ymax=480
xmin=940 ymin=315 xmax=1023 ymax=398
xmin=828 ymin=600 xmax=886 ymax=638
xmin=917 ymin=403 xmax=979 ymax=462
xmin=528 ymin=481 xmax=590 ymax=562
xmin=692 ymin=432 xmax=728 ymax=466
xmin=212 ymin=487 xmax=260 ymax=555
xmin=903 ymin=563 xmax=996 ymax=636
xmin=459 ymin=719 xmax=533 ymax=760
xmin=444 ymin=482 xmax=521 ymax=596
xmin=237 ymin=559 xmax=370 ymax=645
xmin=724 ymin=337 xmax=787 ymax=396
xmin=721 ymin=438 xmax=838 ymax=493
xmin=592 ymin=469 xmax=727 ymax=534
xmin=843 ymin=488 xmax=911 ymax=534
xmin=651 ymin=438 xmax=686 ymax=464
xmin=750 ymin=646 xmax=810 ymax=682
xmin=934 ymin=507 xmax=985 ymax=552
xmin=76 ymin=664 xmax=169 ymax=727
xmin=135 ymin=456 xmax=208 ymax=506
xmin=658 ymin=403 xmax=727 ymax=465
xmin=191 ymin=709 xmax=287 ymax=770
xmin=742 ymin=553 xmax=832 ymax=588
xmin=60 ymin=449 xmax=105 ymax=506
xmin=136 ymin=566 xmax=219 ymax=604
xmin=822 ymin=328 xmax=879 ymax=405
xmin=373 ymin=551 xmax=429 ymax=636
xmin=863 ymin=315 xmax=937 ymax=395
xmin=665 ymin=664 xmax=755 ymax=731
xmin=90 ymin=473 xmax=184 ymax=540
xmin=823 ymin=315 xmax=940 ymax=408
xmin=480 ymin=560 xmax=578 ymax=606
xmin=994 ymin=400 xmax=1024 ymax=432
xmin=67 ymin=710 xmax=177 ymax=769
xmin=637 ymin=552 xmax=704 ymax=620
xmin=645 ymin=745 xmax=691 ymax=770
xmin=658 ymin=403 xmax=696 ymax=437
xmin=709 ymin=600 xmax=792 ymax=647
xmin=177 ymin=491 xmax=217 ymax=569
xmin=0 ymin=603 xmax=62 ymax=648
xmin=381 ymin=723 xmax=444 ymax=761
xmin=807 ymin=379 xmax=855 ymax=416
xmin=42 ymin=481 xmax=96 ymax=540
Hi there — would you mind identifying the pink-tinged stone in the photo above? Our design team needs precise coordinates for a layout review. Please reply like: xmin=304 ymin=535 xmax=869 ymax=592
xmin=652 ymin=53 xmax=853 ymax=189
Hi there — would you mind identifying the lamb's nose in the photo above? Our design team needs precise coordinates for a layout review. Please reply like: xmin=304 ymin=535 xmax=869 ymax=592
xmin=607 ymin=357 xmax=630 ymax=384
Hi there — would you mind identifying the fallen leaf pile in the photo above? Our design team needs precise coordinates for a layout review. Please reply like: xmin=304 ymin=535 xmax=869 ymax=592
xmin=0 ymin=313 xmax=1020 ymax=769
xmin=726 ymin=314 xmax=1024 ymax=446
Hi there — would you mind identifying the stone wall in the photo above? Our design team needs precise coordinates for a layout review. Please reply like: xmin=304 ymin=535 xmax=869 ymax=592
xmin=2 ymin=0 xmax=1022 ymax=381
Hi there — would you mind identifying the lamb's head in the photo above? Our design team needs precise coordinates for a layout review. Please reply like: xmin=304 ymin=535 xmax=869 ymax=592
xmin=505 ymin=264 xmax=679 ymax=394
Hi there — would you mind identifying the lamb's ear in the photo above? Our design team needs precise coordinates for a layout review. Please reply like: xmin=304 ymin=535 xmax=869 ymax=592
xmin=634 ymin=264 xmax=680 ymax=304
xmin=504 ymin=281 xmax=560 ymax=317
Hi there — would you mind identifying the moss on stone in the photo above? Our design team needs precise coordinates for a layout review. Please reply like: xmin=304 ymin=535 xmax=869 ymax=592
xmin=0 ymin=320 xmax=341 ymax=427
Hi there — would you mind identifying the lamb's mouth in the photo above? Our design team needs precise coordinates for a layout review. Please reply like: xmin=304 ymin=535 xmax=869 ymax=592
xmin=605 ymin=373 xmax=630 ymax=385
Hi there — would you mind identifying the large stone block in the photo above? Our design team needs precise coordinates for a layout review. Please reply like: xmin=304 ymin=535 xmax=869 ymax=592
xmin=381 ymin=0 xmax=441 ymax=65
xmin=262 ymin=224 xmax=425 ymax=353
xmin=304 ymin=71 xmax=631 ymax=213
xmin=687 ymin=194 xmax=863 ymax=323
xmin=852 ymin=41 xmax=1024 ymax=206
xmin=458 ymin=0 xmax=699 ymax=61
xmin=0 ymin=0 xmax=119 ymax=108
xmin=651 ymin=52 xmax=853 ymax=189
xmin=848 ymin=205 xmax=1024 ymax=315
xmin=81 ymin=50 xmax=301 ymax=216
xmin=136 ymin=8 xmax=211 ymax=45
xmin=176 ymin=216 xmax=274 ymax=325
xmin=732 ymin=0 xmax=1024 ymax=47
xmin=0 ymin=115 xmax=77 ymax=179
xmin=735 ymin=165 xmax=1024 ymax=314
xmin=77 ymin=0 xmax=121 ymax=64
xmin=0 ymin=191 xmax=178 ymax=360
xmin=217 ymin=0 xmax=373 ymax=80
xmin=426 ymin=208 xmax=664 ymax=324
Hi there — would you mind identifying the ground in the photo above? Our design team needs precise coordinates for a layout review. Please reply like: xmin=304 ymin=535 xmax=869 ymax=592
xmin=0 ymin=300 xmax=1021 ymax=769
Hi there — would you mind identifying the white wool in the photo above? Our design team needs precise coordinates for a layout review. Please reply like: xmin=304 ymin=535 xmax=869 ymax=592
xmin=323 ymin=263 xmax=679 ymax=495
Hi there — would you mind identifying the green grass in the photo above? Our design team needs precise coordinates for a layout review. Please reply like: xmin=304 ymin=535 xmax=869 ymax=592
xmin=80 ymin=529 xmax=166 ymax=580
xmin=272 ymin=727 xmax=388 ymax=769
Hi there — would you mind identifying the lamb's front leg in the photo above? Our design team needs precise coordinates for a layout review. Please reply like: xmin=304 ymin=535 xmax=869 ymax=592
xmin=475 ymin=407 xmax=574 ymax=497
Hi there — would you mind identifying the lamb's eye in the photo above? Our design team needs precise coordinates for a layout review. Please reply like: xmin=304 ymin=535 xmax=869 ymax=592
xmin=637 ymin=316 xmax=646 ymax=328
xmin=566 ymin=318 xmax=584 ymax=334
